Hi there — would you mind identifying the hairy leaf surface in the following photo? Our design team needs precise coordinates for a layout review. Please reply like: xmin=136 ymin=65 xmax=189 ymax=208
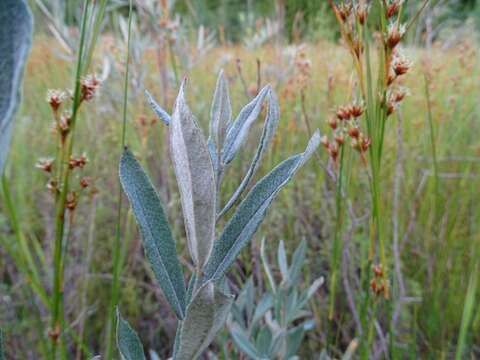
xmin=0 ymin=0 xmax=33 ymax=174
xmin=219 ymin=89 xmax=279 ymax=217
xmin=175 ymin=282 xmax=234 ymax=360
xmin=145 ymin=90 xmax=171 ymax=125
xmin=209 ymin=69 xmax=232 ymax=152
xmin=116 ymin=309 xmax=146 ymax=360
xmin=204 ymin=131 xmax=321 ymax=281
xmin=170 ymin=80 xmax=216 ymax=268
xmin=222 ymin=85 xmax=270 ymax=164
xmin=120 ymin=149 xmax=186 ymax=319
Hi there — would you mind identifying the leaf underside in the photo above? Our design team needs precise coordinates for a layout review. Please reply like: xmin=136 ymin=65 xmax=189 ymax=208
xmin=170 ymin=80 xmax=216 ymax=268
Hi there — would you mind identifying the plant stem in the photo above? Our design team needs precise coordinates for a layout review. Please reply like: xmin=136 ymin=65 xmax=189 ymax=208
xmin=50 ymin=2 xmax=90 ymax=357
xmin=105 ymin=1 xmax=133 ymax=358
xmin=329 ymin=145 xmax=345 ymax=320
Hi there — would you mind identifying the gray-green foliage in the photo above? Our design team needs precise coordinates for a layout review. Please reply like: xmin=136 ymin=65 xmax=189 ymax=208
xmin=0 ymin=328 xmax=4 ymax=360
xmin=228 ymin=238 xmax=323 ymax=359
xmin=0 ymin=0 xmax=33 ymax=174
xmin=116 ymin=310 xmax=146 ymax=360
xmin=118 ymin=71 xmax=320 ymax=359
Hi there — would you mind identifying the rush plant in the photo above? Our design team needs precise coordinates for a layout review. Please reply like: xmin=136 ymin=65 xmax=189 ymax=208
xmin=324 ymin=0 xmax=428 ymax=357
xmin=116 ymin=72 xmax=320 ymax=359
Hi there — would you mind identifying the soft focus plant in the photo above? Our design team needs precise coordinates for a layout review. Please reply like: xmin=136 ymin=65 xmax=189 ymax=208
xmin=227 ymin=238 xmax=323 ymax=359
xmin=116 ymin=71 xmax=320 ymax=359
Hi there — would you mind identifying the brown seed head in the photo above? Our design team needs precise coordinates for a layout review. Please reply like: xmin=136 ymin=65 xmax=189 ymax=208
xmin=373 ymin=264 xmax=384 ymax=277
xmin=386 ymin=1 xmax=400 ymax=18
xmin=80 ymin=74 xmax=101 ymax=101
xmin=80 ymin=177 xmax=92 ymax=189
xmin=355 ymin=4 xmax=369 ymax=25
xmin=360 ymin=136 xmax=371 ymax=152
xmin=337 ymin=3 xmax=353 ymax=22
xmin=46 ymin=90 xmax=67 ymax=112
xmin=328 ymin=117 xmax=338 ymax=130
xmin=36 ymin=158 xmax=54 ymax=173
xmin=392 ymin=52 xmax=412 ymax=76
xmin=336 ymin=105 xmax=351 ymax=121
xmin=348 ymin=126 xmax=360 ymax=139
xmin=386 ymin=23 xmax=406 ymax=49
xmin=349 ymin=103 xmax=365 ymax=118
xmin=65 ymin=192 xmax=78 ymax=211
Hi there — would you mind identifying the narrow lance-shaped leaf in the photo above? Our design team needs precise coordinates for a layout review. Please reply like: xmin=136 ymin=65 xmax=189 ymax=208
xmin=218 ymin=89 xmax=279 ymax=217
xmin=119 ymin=149 xmax=186 ymax=319
xmin=278 ymin=240 xmax=289 ymax=284
xmin=145 ymin=90 xmax=171 ymax=125
xmin=203 ymin=130 xmax=321 ymax=281
xmin=116 ymin=309 xmax=146 ymax=360
xmin=0 ymin=0 xmax=33 ymax=174
xmin=222 ymin=85 xmax=270 ymax=164
xmin=175 ymin=282 xmax=234 ymax=360
xmin=209 ymin=69 xmax=232 ymax=152
xmin=170 ymin=79 xmax=216 ymax=268
xmin=229 ymin=324 xmax=261 ymax=359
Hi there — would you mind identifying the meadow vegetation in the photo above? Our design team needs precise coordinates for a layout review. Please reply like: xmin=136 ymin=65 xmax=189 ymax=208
xmin=0 ymin=1 xmax=479 ymax=359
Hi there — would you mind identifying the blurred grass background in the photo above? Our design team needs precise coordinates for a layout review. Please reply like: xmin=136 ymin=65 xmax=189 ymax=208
xmin=1 ymin=0 xmax=480 ymax=358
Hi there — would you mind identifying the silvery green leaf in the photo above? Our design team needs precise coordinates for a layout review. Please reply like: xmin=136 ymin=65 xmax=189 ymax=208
xmin=278 ymin=240 xmax=289 ymax=284
xmin=116 ymin=309 xmax=146 ymax=360
xmin=251 ymin=293 xmax=274 ymax=329
xmin=203 ymin=130 xmax=321 ymax=282
xmin=285 ymin=289 xmax=299 ymax=322
xmin=209 ymin=69 xmax=232 ymax=151
xmin=222 ymin=85 xmax=270 ymax=164
xmin=208 ymin=138 xmax=219 ymax=176
xmin=285 ymin=326 xmax=304 ymax=358
xmin=218 ymin=90 xmax=280 ymax=217
xmin=186 ymin=273 xmax=197 ymax=304
xmin=175 ymin=282 xmax=234 ymax=360
xmin=269 ymin=329 xmax=286 ymax=357
xmin=170 ymin=80 xmax=216 ymax=268
xmin=288 ymin=239 xmax=306 ymax=285
xmin=148 ymin=350 xmax=161 ymax=360
xmin=0 ymin=0 xmax=32 ymax=174
xmin=0 ymin=328 xmax=4 ymax=360
xmin=119 ymin=149 xmax=186 ymax=319
xmin=230 ymin=323 xmax=260 ymax=359
xmin=298 ymin=277 xmax=324 ymax=309
xmin=255 ymin=327 xmax=272 ymax=357
xmin=319 ymin=349 xmax=332 ymax=360
xmin=145 ymin=90 xmax=171 ymax=125
xmin=261 ymin=237 xmax=276 ymax=293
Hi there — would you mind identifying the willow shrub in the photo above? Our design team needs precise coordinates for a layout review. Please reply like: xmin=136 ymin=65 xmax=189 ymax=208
xmin=117 ymin=72 xmax=320 ymax=359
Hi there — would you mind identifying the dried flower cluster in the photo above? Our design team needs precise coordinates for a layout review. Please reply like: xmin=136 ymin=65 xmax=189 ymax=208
xmin=283 ymin=45 xmax=312 ymax=101
xmin=370 ymin=264 xmax=389 ymax=298
xmin=330 ymin=0 xmax=412 ymax=112
xmin=321 ymin=102 xmax=369 ymax=164
xmin=38 ymin=75 xmax=100 ymax=211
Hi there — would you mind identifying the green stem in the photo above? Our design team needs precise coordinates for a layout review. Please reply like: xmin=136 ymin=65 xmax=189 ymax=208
xmin=50 ymin=2 xmax=90 ymax=357
xmin=105 ymin=1 xmax=133 ymax=358
xmin=329 ymin=145 xmax=346 ymax=320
